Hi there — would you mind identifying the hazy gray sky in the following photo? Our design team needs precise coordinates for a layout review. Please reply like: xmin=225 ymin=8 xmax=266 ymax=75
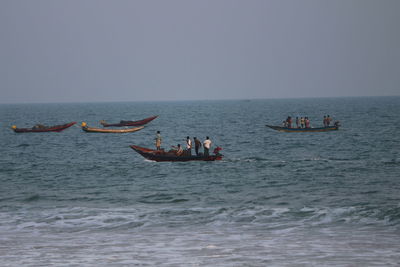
xmin=1 ymin=0 xmax=399 ymax=103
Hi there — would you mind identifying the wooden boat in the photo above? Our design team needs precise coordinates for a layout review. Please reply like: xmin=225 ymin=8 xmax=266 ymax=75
xmin=266 ymin=125 xmax=339 ymax=132
xmin=100 ymin=115 xmax=158 ymax=127
xmin=11 ymin=122 xmax=76 ymax=133
xmin=130 ymin=145 xmax=223 ymax=162
xmin=81 ymin=122 xmax=144 ymax=133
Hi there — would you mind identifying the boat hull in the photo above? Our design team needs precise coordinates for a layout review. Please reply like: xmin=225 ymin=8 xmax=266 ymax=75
xmin=82 ymin=126 xmax=144 ymax=133
xmin=101 ymin=116 xmax=158 ymax=127
xmin=130 ymin=145 xmax=223 ymax=162
xmin=13 ymin=122 xmax=76 ymax=133
xmin=266 ymin=125 xmax=339 ymax=132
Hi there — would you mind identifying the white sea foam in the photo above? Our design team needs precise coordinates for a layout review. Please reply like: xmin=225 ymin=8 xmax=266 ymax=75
xmin=2 ymin=226 xmax=399 ymax=266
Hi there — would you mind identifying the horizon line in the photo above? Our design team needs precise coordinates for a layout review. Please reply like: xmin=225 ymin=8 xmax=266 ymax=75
xmin=0 ymin=95 xmax=399 ymax=105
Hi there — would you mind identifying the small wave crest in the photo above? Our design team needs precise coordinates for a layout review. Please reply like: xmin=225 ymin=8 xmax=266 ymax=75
xmin=23 ymin=194 xmax=41 ymax=202
xmin=138 ymin=193 xmax=189 ymax=204
xmin=381 ymin=158 xmax=400 ymax=166
xmin=17 ymin=143 xmax=30 ymax=148
xmin=225 ymin=157 xmax=286 ymax=165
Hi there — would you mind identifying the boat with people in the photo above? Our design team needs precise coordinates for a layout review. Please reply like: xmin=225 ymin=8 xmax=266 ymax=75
xmin=81 ymin=122 xmax=144 ymax=133
xmin=11 ymin=122 xmax=76 ymax=133
xmin=266 ymin=124 xmax=339 ymax=132
xmin=267 ymin=115 xmax=340 ymax=132
xmin=100 ymin=115 xmax=158 ymax=127
xmin=130 ymin=145 xmax=223 ymax=162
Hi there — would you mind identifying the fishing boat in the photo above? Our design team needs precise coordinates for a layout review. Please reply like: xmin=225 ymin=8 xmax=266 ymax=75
xmin=266 ymin=125 xmax=339 ymax=132
xmin=81 ymin=122 xmax=144 ymax=133
xmin=11 ymin=122 xmax=76 ymax=133
xmin=100 ymin=115 xmax=158 ymax=127
xmin=130 ymin=145 xmax=223 ymax=162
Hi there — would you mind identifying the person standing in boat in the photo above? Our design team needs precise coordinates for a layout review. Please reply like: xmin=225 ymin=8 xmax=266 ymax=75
xmin=323 ymin=115 xmax=327 ymax=127
xmin=155 ymin=131 xmax=162 ymax=150
xmin=194 ymin=137 xmax=202 ymax=156
xmin=300 ymin=117 xmax=305 ymax=128
xmin=286 ymin=116 xmax=292 ymax=128
xmin=296 ymin=117 xmax=299 ymax=128
xmin=186 ymin=136 xmax=192 ymax=155
xmin=203 ymin=137 xmax=212 ymax=156
xmin=327 ymin=115 xmax=332 ymax=126
xmin=305 ymin=117 xmax=310 ymax=128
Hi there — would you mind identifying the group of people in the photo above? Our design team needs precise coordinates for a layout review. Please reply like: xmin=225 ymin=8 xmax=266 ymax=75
xmin=283 ymin=115 xmax=338 ymax=128
xmin=155 ymin=131 xmax=212 ymax=157
xmin=283 ymin=116 xmax=311 ymax=128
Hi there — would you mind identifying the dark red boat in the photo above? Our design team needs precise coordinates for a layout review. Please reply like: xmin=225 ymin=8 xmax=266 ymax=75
xmin=100 ymin=115 xmax=158 ymax=127
xmin=130 ymin=145 xmax=223 ymax=162
xmin=12 ymin=122 xmax=77 ymax=133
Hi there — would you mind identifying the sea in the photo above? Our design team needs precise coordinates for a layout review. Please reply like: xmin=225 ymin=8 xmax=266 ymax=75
xmin=0 ymin=97 xmax=399 ymax=266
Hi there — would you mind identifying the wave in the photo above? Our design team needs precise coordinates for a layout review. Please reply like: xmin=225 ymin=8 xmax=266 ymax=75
xmin=138 ymin=193 xmax=189 ymax=204
xmin=23 ymin=194 xmax=41 ymax=202
xmin=299 ymin=206 xmax=400 ymax=226
xmin=381 ymin=158 xmax=400 ymax=166
xmin=223 ymin=156 xmax=368 ymax=165
xmin=207 ymin=205 xmax=400 ymax=228
xmin=1 ymin=203 xmax=399 ymax=234
xmin=224 ymin=157 xmax=286 ymax=164
xmin=16 ymin=143 xmax=30 ymax=148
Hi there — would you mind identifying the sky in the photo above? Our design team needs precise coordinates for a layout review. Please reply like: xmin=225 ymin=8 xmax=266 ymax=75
xmin=0 ymin=0 xmax=399 ymax=103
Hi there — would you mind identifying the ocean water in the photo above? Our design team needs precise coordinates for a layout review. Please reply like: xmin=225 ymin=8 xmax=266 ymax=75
xmin=0 ymin=97 xmax=399 ymax=266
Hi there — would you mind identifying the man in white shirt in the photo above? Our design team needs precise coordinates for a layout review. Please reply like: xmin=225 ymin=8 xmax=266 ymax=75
xmin=203 ymin=136 xmax=212 ymax=156
xmin=186 ymin=136 xmax=192 ymax=155
xmin=155 ymin=131 xmax=162 ymax=150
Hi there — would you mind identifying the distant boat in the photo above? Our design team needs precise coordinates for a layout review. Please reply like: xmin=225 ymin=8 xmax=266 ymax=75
xmin=11 ymin=122 xmax=76 ymax=133
xmin=100 ymin=115 xmax=158 ymax=127
xmin=130 ymin=145 xmax=223 ymax=162
xmin=266 ymin=125 xmax=339 ymax=132
xmin=81 ymin=122 xmax=144 ymax=133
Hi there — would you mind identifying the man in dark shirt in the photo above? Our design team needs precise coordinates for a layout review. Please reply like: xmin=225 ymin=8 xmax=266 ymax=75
xmin=194 ymin=137 xmax=202 ymax=156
